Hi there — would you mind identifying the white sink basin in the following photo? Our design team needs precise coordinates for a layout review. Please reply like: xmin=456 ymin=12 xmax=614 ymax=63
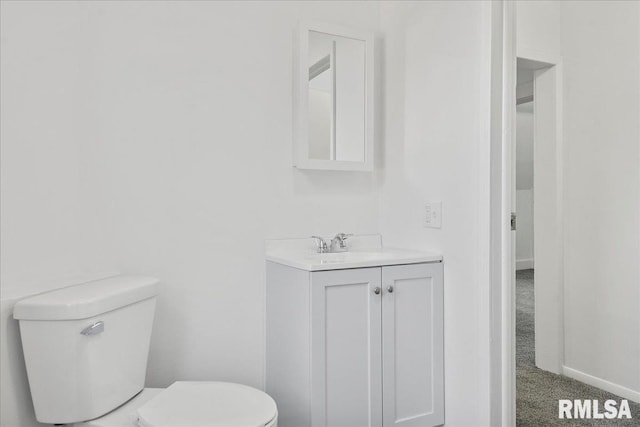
xmin=266 ymin=235 xmax=442 ymax=271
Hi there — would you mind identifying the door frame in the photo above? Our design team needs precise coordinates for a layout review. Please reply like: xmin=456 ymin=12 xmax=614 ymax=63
xmin=519 ymin=52 xmax=564 ymax=376
xmin=491 ymin=2 xmax=565 ymax=425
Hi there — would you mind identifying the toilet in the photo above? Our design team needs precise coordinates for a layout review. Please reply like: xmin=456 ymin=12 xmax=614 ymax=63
xmin=13 ymin=276 xmax=278 ymax=427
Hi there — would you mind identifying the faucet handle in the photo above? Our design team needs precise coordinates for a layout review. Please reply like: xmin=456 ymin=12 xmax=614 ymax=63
xmin=333 ymin=233 xmax=353 ymax=243
xmin=311 ymin=236 xmax=329 ymax=253
xmin=331 ymin=233 xmax=353 ymax=252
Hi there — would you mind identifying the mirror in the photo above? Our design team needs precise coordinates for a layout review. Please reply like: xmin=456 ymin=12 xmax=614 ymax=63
xmin=308 ymin=31 xmax=365 ymax=162
xmin=294 ymin=23 xmax=374 ymax=171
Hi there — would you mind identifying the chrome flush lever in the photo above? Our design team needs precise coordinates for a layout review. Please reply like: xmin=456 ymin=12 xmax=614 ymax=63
xmin=80 ymin=321 xmax=104 ymax=336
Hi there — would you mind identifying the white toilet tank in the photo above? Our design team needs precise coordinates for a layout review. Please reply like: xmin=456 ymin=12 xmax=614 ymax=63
xmin=13 ymin=276 xmax=159 ymax=424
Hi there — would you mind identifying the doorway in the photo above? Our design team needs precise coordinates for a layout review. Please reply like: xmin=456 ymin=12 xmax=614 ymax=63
xmin=514 ymin=55 xmax=566 ymax=424
xmin=514 ymin=61 xmax=535 ymax=415
xmin=515 ymin=54 xmax=563 ymax=375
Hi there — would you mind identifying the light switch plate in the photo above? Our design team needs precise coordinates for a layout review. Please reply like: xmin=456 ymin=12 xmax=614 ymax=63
xmin=424 ymin=201 xmax=442 ymax=228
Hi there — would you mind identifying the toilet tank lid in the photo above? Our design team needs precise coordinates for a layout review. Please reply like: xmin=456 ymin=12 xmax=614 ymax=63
xmin=13 ymin=276 xmax=159 ymax=321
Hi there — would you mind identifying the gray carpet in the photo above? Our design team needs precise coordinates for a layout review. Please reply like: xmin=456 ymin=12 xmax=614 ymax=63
xmin=516 ymin=269 xmax=640 ymax=426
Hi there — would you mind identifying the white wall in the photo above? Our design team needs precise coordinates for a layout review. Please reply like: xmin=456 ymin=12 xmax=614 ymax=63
xmin=516 ymin=103 xmax=534 ymax=191
xmin=560 ymin=0 xmax=640 ymax=399
xmin=516 ymin=0 xmax=562 ymax=58
xmin=516 ymin=103 xmax=534 ymax=269
xmin=378 ymin=1 xmax=493 ymax=425
xmin=515 ymin=190 xmax=534 ymax=270
xmin=91 ymin=0 xmax=382 ymax=389
xmin=1 ymin=3 xmax=119 ymax=425
xmin=0 ymin=3 xmax=119 ymax=300
xmin=1 ymin=2 xmax=382 ymax=425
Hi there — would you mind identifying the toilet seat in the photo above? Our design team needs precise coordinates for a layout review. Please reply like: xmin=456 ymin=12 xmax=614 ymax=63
xmin=137 ymin=381 xmax=277 ymax=427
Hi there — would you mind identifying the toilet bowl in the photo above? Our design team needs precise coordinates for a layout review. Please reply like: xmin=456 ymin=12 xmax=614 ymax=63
xmin=78 ymin=382 xmax=278 ymax=427
xmin=13 ymin=276 xmax=277 ymax=427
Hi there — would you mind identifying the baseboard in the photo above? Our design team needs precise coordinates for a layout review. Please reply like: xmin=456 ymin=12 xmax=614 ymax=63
xmin=516 ymin=258 xmax=534 ymax=270
xmin=562 ymin=366 xmax=640 ymax=403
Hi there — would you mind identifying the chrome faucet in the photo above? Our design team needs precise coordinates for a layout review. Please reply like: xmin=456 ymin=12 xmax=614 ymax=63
xmin=311 ymin=236 xmax=329 ymax=253
xmin=330 ymin=233 xmax=353 ymax=253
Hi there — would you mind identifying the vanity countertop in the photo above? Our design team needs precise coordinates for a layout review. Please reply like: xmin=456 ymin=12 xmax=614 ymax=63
xmin=266 ymin=235 xmax=442 ymax=271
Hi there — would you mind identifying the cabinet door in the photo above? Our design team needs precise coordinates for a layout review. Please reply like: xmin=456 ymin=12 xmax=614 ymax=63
xmin=382 ymin=263 xmax=444 ymax=427
xmin=310 ymin=268 xmax=383 ymax=427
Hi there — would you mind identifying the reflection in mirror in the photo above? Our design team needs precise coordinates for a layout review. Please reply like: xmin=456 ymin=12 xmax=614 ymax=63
xmin=307 ymin=31 xmax=365 ymax=162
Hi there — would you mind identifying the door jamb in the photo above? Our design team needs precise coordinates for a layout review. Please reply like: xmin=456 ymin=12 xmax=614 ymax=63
xmin=497 ymin=28 xmax=565 ymax=427
xmin=491 ymin=2 xmax=565 ymax=424
xmin=518 ymin=51 xmax=564 ymax=375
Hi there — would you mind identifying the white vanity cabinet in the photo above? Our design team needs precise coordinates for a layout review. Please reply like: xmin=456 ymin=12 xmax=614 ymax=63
xmin=266 ymin=261 xmax=444 ymax=427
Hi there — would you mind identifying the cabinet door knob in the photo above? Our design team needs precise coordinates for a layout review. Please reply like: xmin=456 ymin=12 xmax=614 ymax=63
xmin=373 ymin=287 xmax=381 ymax=295
xmin=387 ymin=286 xmax=394 ymax=293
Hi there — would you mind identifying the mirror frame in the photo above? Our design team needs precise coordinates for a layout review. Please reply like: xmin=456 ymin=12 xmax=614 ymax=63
xmin=293 ymin=22 xmax=374 ymax=171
